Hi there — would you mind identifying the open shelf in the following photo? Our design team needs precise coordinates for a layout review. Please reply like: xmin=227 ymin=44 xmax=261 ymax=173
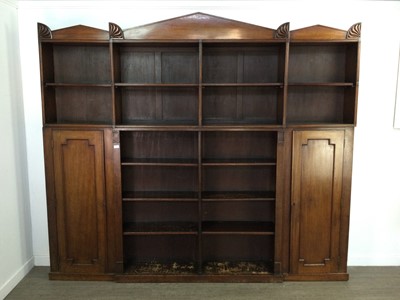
xmin=288 ymin=43 xmax=358 ymax=84
xmin=120 ymin=130 xmax=198 ymax=163
xmin=118 ymin=86 xmax=199 ymax=125
xmin=114 ymin=44 xmax=199 ymax=84
xmin=286 ymin=86 xmax=356 ymax=124
xmin=202 ymin=86 xmax=281 ymax=125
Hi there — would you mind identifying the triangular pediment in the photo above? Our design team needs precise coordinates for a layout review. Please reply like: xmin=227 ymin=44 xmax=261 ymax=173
xmin=39 ymin=24 xmax=109 ymax=40
xmin=290 ymin=25 xmax=347 ymax=40
xmin=119 ymin=12 xmax=282 ymax=40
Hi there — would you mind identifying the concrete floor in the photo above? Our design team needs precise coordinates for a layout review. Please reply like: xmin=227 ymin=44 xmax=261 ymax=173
xmin=5 ymin=267 xmax=400 ymax=300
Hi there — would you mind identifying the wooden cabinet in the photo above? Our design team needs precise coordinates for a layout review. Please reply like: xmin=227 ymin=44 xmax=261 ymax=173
xmin=38 ymin=13 xmax=360 ymax=282
xmin=44 ymin=129 xmax=107 ymax=275
xmin=289 ymin=129 xmax=353 ymax=280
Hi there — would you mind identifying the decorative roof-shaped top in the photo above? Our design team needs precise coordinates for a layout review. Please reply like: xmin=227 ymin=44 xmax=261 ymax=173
xmin=38 ymin=23 xmax=109 ymax=40
xmin=113 ymin=12 xmax=287 ymax=40
xmin=290 ymin=23 xmax=361 ymax=40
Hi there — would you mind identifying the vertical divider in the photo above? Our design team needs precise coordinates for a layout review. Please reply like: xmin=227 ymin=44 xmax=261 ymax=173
xmin=110 ymin=40 xmax=117 ymax=125
xmin=282 ymin=41 xmax=290 ymax=126
xmin=197 ymin=40 xmax=203 ymax=274
xmin=236 ymin=51 xmax=244 ymax=121
xmin=155 ymin=52 xmax=163 ymax=121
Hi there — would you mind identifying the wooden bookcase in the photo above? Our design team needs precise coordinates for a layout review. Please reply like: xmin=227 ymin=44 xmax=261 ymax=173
xmin=38 ymin=13 xmax=360 ymax=282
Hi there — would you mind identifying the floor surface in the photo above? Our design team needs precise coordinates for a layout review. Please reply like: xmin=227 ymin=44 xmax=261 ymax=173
xmin=5 ymin=267 xmax=400 ymax=300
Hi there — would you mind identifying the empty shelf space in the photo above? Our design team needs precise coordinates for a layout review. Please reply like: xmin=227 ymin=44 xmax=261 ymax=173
xmin=202 ymin=221 xmax=275 ymax=235
xmin=123 ymin=222 xmax=198 ymax=235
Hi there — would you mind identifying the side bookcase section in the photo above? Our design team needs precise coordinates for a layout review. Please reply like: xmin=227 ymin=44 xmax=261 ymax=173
xmin=38 ymin=24 xmax=113 ymax=125
xmin=38 ymin=13 xmax=360 ymax=282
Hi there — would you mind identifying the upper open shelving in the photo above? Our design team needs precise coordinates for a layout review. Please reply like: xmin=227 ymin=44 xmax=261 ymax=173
xmin=38 ymin=13 xmax=360 ymax=127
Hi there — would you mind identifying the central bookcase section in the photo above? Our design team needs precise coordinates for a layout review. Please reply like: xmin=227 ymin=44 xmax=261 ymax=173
xmin=109 ymin=13 xmax=289 ymax=279
xmin=119 ymin=129 xmax=279 ymax=276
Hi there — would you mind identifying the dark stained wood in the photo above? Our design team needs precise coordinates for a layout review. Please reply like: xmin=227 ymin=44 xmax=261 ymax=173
xmin=291 ymin=25 xmax=349 ymax=40
xmin=51 ymin=130 xmax=107 ymax=274
xmin=39 ymin=15 xmax=360 ymax=282
xmin=120 ymin=12 xmax=279 ymax=40
xmin=290 ymin=130 xmax=347 ymax=276
xmin=51 ymin=25 xmax=109 ymax=40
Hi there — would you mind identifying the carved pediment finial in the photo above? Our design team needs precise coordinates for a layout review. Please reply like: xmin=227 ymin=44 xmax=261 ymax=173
xmin=109 ymin=23 xmax=124 ymax=39
xmin=38 ymin=23 xmax=52 ymax=39
xmin=346 ymin=23 xmax=361 ymax=39
xmin=275 ymin=22 xmax=290 ymax=39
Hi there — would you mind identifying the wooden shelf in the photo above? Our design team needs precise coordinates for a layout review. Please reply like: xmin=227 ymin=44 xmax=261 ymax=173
xmin=202 ymin=158 xmax=276 ymax=166
xmin=116 ymin=83 xmax=199 ymax=87
xmin=121 ymin=158 xmax=198 ymax=166
xmin=202 ymin=191 xmax=275 ymax=201
xmin=202 ymin=221 xmax=275 ymax=235
xmin=123 ymin=222 xmax=198 ymax=235
xmin=202 ymin=83 xmax=283 ymax=87
xmin=45 ymin=83 xmax=112 ymax=87
xmin=288 ymin=82 xmax=354 ymax=87
xmin=122 ymin=191 xmax=198 ymax=201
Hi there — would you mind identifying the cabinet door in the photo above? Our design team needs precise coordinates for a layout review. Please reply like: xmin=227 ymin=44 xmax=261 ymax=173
xmin=51 ymin=130 xmax=106 ymax=274
xmin=290 ymin=130 xmax=345 ymax=275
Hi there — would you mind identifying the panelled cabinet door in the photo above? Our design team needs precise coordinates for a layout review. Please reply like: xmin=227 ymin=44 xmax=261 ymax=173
xmin=52 ymin=130 xmax=107 ymax=274
xmin=290 ymin=130 xmax=345 ymax=275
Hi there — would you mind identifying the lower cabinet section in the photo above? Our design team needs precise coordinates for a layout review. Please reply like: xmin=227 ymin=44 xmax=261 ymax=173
xmin=288 ymin=129 xmax=352 ymax=281
xmin=43 ymin=128 xmax=353 ymax=282
xmin=44 ymin=128 xmax=118 ymax=279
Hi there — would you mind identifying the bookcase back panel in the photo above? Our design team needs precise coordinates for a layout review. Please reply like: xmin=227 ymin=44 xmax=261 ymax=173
xmin=120 ymin=131 xmax=198 ymax=162
xmin=203 ymin=87 xmax=279 ymax=124
xmin=203 ymin=166 xmax=276 ymax=192
xmin=287 ymin=86 xmax=349 ymax=124
xmin=122 ymin=166 xmax=198 ymax=193
xmin=202 ymin=202 xmax=275 ymax=222
xmin=119 ymin=46 xmax=199 ymax=84
xmin=55 ymin=87 xmax=112 ymax=124
xmin=203 ymin=131 xmax=277 ymax=162
xmin=53 ymin=45 xmax=111 ymax=84
xmin=120 ymin=87 xmax=198 ymax=124
xmin=123 ymin=202 xmax=198 ymax=223
xmin=203 ymin=46 xmax=284 ymax=83
xmin=124 ymin=236 xmax=197 ymax=264
xmin=202 ymin=235 xmax=274 ymax=262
